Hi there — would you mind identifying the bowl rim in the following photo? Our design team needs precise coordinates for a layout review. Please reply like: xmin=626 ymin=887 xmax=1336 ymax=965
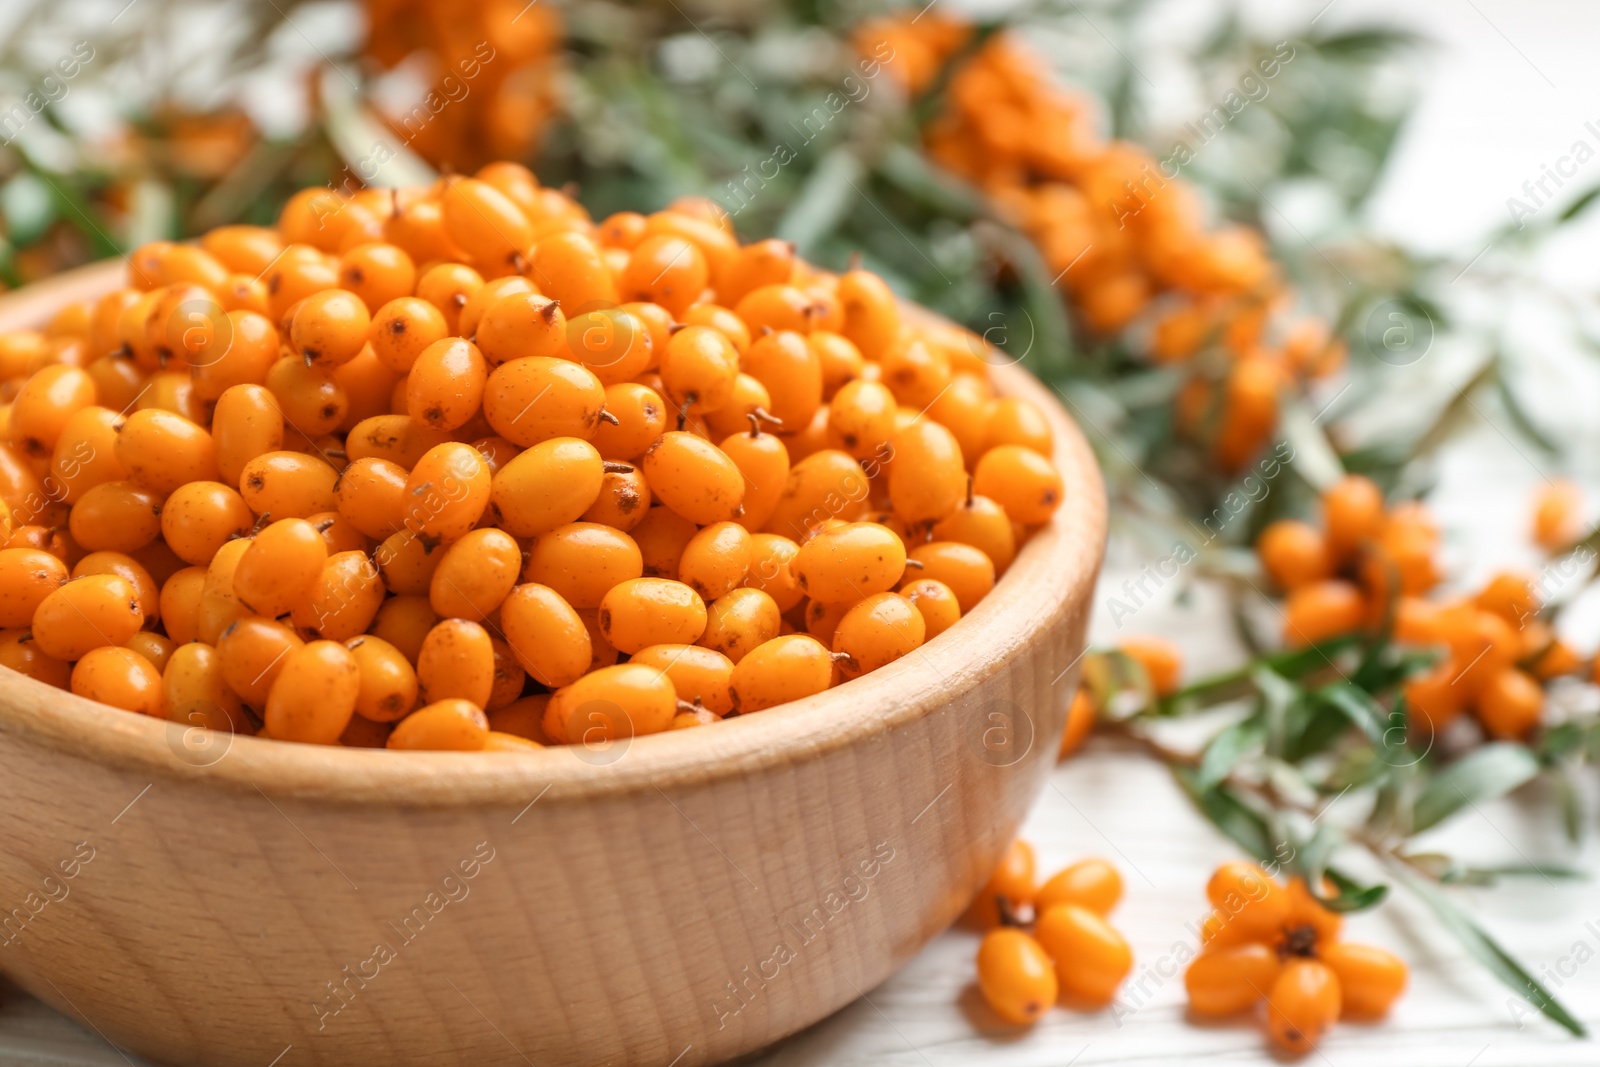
xmin=0 ymin=259 xmax=1107 ymax=807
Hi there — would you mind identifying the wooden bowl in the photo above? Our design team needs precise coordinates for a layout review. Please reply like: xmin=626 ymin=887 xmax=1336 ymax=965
xmin=0 ymin=260 xmax=1106 ymax=1067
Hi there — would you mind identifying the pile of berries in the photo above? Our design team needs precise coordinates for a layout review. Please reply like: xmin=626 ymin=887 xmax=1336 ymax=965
xmin=0 ymin=163 xmax=1064 ymax=751
xmin=1258 ymin=473 xmax=1584 ymax=741
xmin=1185 ymin=862 xmax=1407 ymax=1054
xmin=969 ymin=839 xmax=1133 ymax=1024
xmin=860 ymin=12 xmax=1342 ymax=474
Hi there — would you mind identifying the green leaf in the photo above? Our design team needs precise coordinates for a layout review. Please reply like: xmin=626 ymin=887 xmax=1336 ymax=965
xmin=1322 ymin=867 xmax=1390 ymax=912
xmin=1389 ymin=862 xmax=1586 ymax=1036
xmin=1558 ymin=182 xmax=1600 ymax=222
xmin=1412 ymin=743 xmax=1541 ymax=833
xmin=1494 ymin=368 xmax=1561 ymax=456
xmin=1173 ymin=768 xmax=1272 ymax=860
xmin=1196 ymin=714 xmax=1266 ymax=791
xmin=1443 ymin=864 xmax=1587 ymax=885
xmin=1309 ymin=27 xmax=1427 ymax=61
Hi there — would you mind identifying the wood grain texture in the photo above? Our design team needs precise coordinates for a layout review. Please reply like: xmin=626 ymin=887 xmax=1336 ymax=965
xmin=0 ymin=261 xmax=1108 ymax=1067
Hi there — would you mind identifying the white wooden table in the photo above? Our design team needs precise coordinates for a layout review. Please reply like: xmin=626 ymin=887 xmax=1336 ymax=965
xmin=7 ymin=1 xmax=1600 ymax=1063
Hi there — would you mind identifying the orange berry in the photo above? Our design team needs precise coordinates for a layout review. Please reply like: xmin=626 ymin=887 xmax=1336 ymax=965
xmin=1035 ymin=858 xmax=1122 ymax=915
xmin=1320 ymin=942 xmax=1407 ymax=1018
xmin=976 ymin=928 xmax=1058 ymax=1025
xmin=1034 ymin=903 xmax=1133 ymax=1005
xmin=1264 ymin=959 xmax=1340 ymax=1055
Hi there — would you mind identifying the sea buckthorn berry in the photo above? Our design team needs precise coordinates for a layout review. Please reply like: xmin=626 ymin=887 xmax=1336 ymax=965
xmin=290 ymin=289 xmax=371 ymax=369
xmin=10 ymin=365 xmax=96 ymax=457
xmin=406 ymin=337 xmax=487 ymax=432
xmin=734 ymin=283 xmax=814 ymax=336
xmin=32 ymin=573 xmax=143 ymax=661
xmin=718 ymin=424 xmax=790 ymax=534
xmin=159 ymin=481 xmax=253 ymax=565
xmin=483 ymin=356 xmax=605 ymax=447
xmin=83 ymin=355 xmax=145 ymax=414
xmin=984 ymin=397 xmax=1053 ymax=456
xmin=1320 ymin=943 xmax=1407 ymax=1018
xmin=1477 ymin=667 xmax=1543 ymax=739
xmin=599 ymin=211 xmax=648 ymax=249
xmin=879 ymin=339 xmax=951 ymax=409
xmin=69 ymin=481 xmax=163 ymax=553
xmin=683 ymin=304 xmax=752 ymax=356
xmin=832 ymin=592 xmax=924 ymax=678
xmin=291 ymin=551 xmax=385 ymax=640
xmin=828 ymin=380 xmax=898 ymax=460
xmin=1205 ymin=862 xmax=1291 ymax=942
xmin=795 ymin=522 xmax=907 ymax=604
xmin=598 ymin=577 xmax=707 ymax=653
xmin=699 ymin=587 xmax=781 ymax=664
xmin=1258 ymin=519 xmax=1332 ymax=591
xmin=1475 ymin=571 xmax=1538 ymax=628
xmin=458 ymin=275 xmax=534 ymax=340
xmin=415 ymin=262 xmax=483 ymax=334
xmin=659 ymin=325 xmax=740 ymax=417
xmin=1120 ymin=635 xmax=1183 ymax=697
xmin=973 ymin=444 xmax=1063 ymax=526
xmin=529 ymin=230 xmax=620 ymax=312
xmin=213 ymin=384 xmax=284 ymax=488
xmin=197 ymin=538 xmax=252 ymax=644
xmin=523 ymin=522 xmax=643 ymax=608
xmin=430 ymin=528 xmax=521 ymax=621
xmin=927 ymin=374 xmax=993 ymax=460
xmin=500 ymin=583 xmax=592 ymax=688
xmin=699 ymin=377 xmax=772 ymax=447
xmin=1322 ymin=474 xmax=1384 ymax=562
xmin=0 ymin=626 xmax=70 ymax=688
xmin=332 ymin=347 xmax=398 ymax=429
xmin=374 ymin=530 xmax=443 ymax=596
xmin=337 ymin=243 xmax=415 ymax=312
xmin=1531 ymin=480 xmax=1583 ymax=550
xmin=486 ymin=637 xmax=526 ymax=711
xmin=969 ymin=839 xmax=1036 ymax=928
xmin=900 ymin=577 xmax=960 ymax=638
xmin=764 ymin=449 xmax=871 ymax=542
xmin=1185 ymin=943 xmax=1281 ymax=1016
xmin=0 ymin=547 xmax=69 ymax=627
xmin=232 ymin=518 xmax=327 ymax=618
xmin=489 ymin=437 xmax=603 ymax=537
xmin=125 ymin=631 xmax=174 ymax=673
xmin=475 ymin=291 xmax=566 ymax=365
xmin=577 ymin=608 xmax=621 ymax=673
xmin=1034 ymin=903 xmax=1134 ymax=1006
xmin=369 ymin=297 xmax=449 ymax=374
xmin=416 ymin=619 xmax=496 ymax=708
xmin=1036 ymin=858 xmax=1122 ymax=916
xmin=1283 ymin=579 xmax=1365 ymax=648
xmin=335 ymin=457 xmax=409 ymax=540
xmin=631 ymin=644 xmax=735 ymax=715
xmin=906 ymin=541 xmax=993 ymax=614
xmin=388 ymin=698 xmax=490 ymax=751
xmin=889 ymin=420 xmax=965 ymax=523
xmin=976 ymin=928 xmax=1058 ymax=1026
xmin=582 ymin=463 xmax=652 ymax=531
xmin=202 ymin=225 xmax=284 ymax=275
xmin=1059 ymin=689 xmax=1096 ymax=759
xmin=159 ymin=567 xmax=207 ymax=646
xmin=744 ymin=533 xmax=803 ymax=612
xmin=728 ymin=634 xmax=834 ymax=712
xmin=190 ymin=309 xmax=279 ymax=400
xmin=593 ymin=382 xmax=668 ymax=460
xmin=1265 ymin=959 xmax=1340 ymax=1055
xmin=263 ymin=639 xmax=360 ymax=744
xmin=440 ymin=177 xmax=534 ymax=274
xmin=1438 ymin=605 xmax=1518 ymax=698
xmin=719 ymin=238 xmax=795 ymax=306
xmin=46 ymin=407 xmax=124 ymax=504
xmin=162 ymin=642 xmax=245 ymax=732
xmin=640 ymin=431 xmax=746 ymax=525
xmin=742 ymin=329 xmax=823 ymax=431
xmin=678 ymin=522 xmax=752 ymax=602
xmin=116 ymin=408 xmax=219 ymax=495
xmin=265 ymin=355 xmax=348 ymax=435
xmin=622 ymin=234 xmax=708 ymax=315
xmin=72 ymin=551 xmax=159 ymax=623
xmin=933 ymin=494 xmax=1017 ymax=575
xmin=344 ymin=414 xmax=452 ymax=469
xmin=838 ymin=268 xmax=901 ymax=361
xmin=483 ymin=730 xmax=541 ymax=751
xmin=71 ymin=646 xmax=163 ymax=716
xmin=401 ymin=442 xmax=492 ymax=542
xmin=803 ymin=597 xmax=853 ymax=646
xmin=551 ymin=662 xmax=677 ymax=744
xmin=489 ymin=694 xmax=550 ymax=742
xmin=369 ymin=595 xmax=438 ymax=665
